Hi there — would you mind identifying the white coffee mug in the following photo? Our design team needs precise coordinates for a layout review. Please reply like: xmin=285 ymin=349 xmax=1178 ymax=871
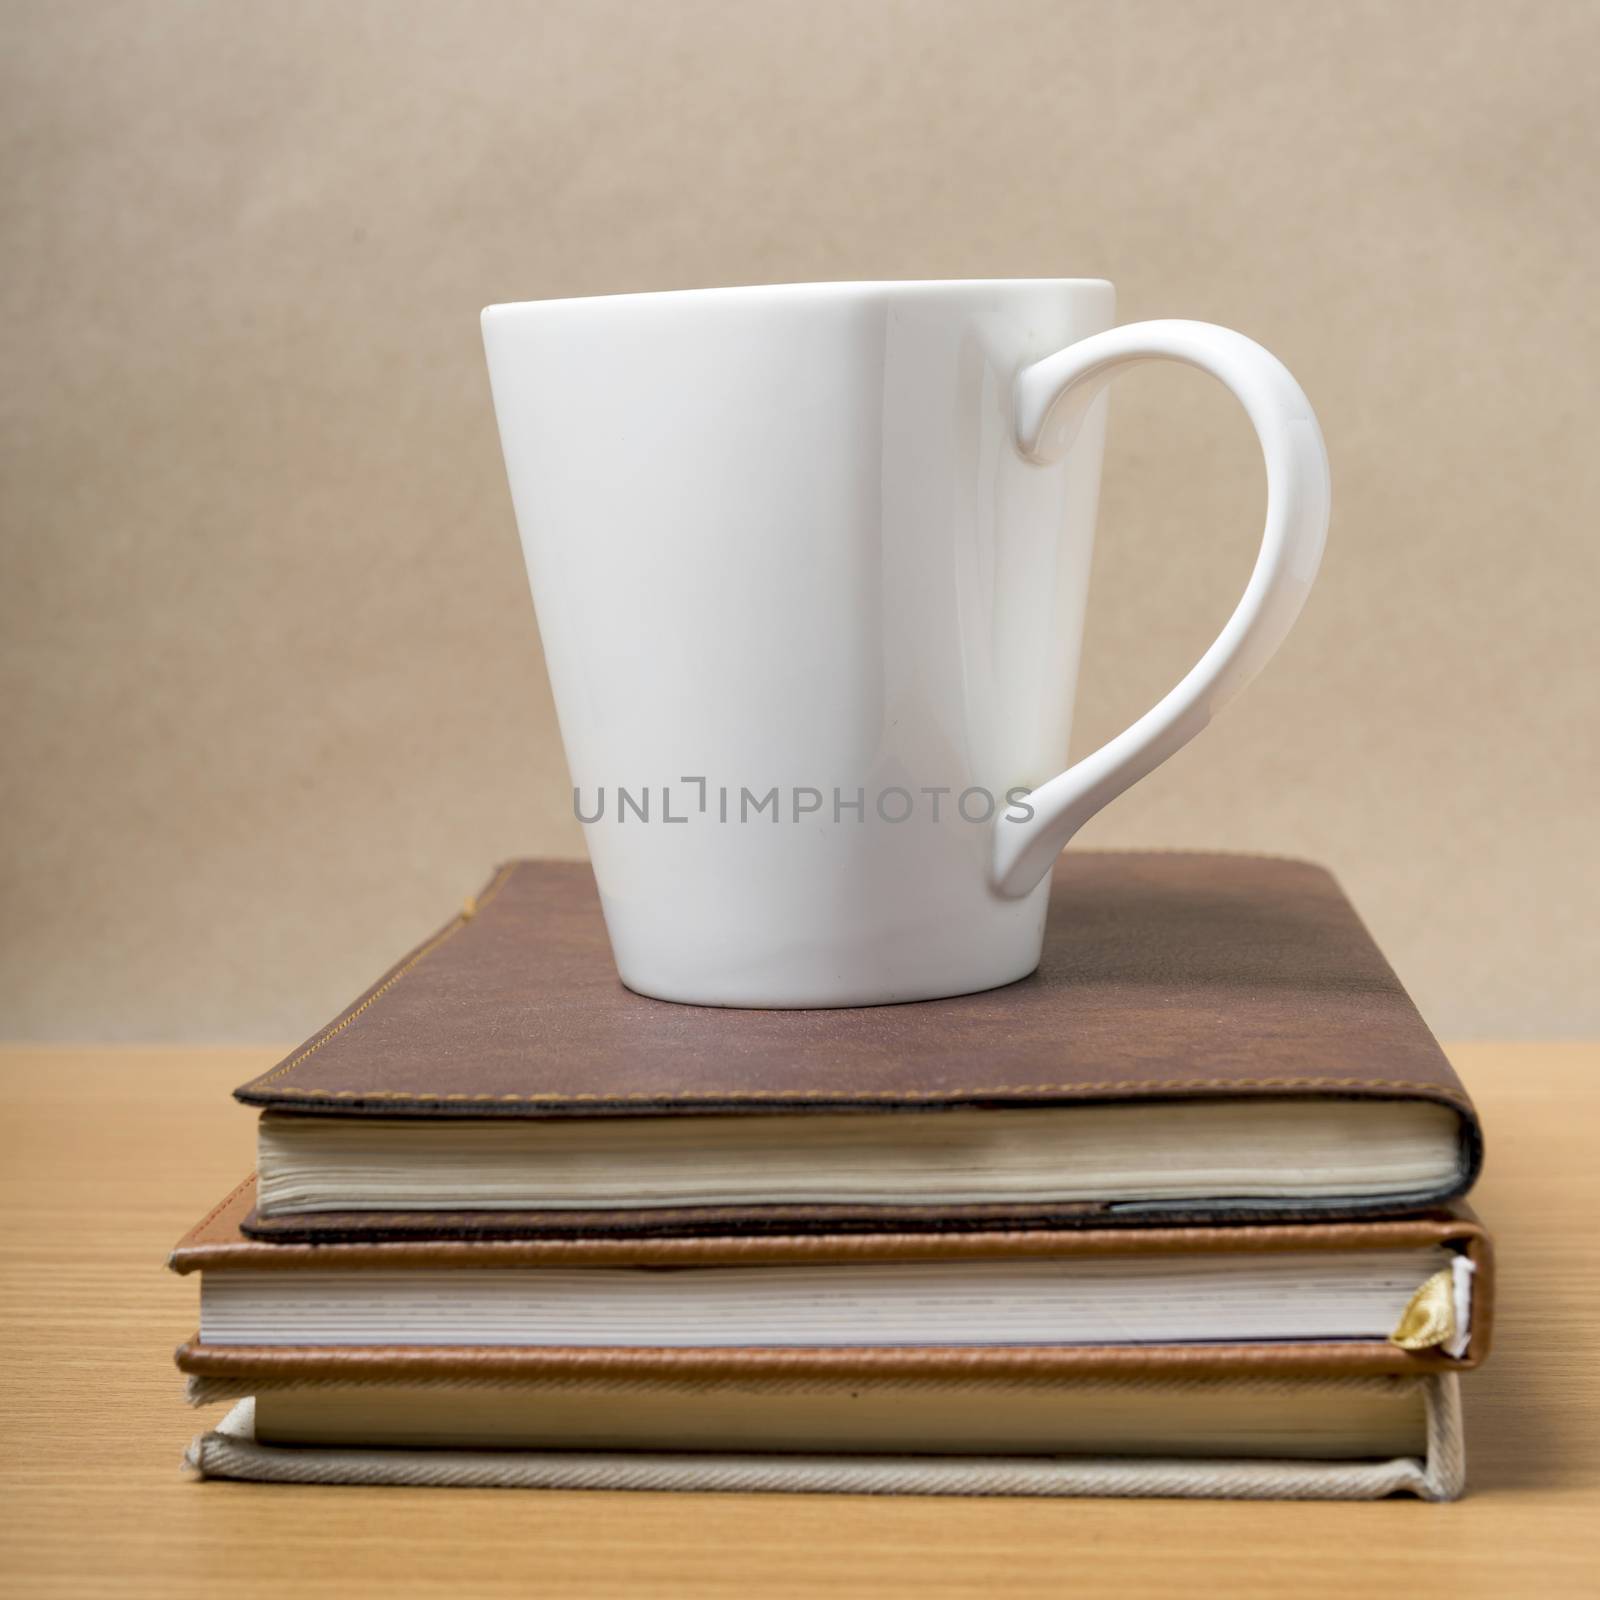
xmin=483 ymin=280 xmax=1328 ymax=1008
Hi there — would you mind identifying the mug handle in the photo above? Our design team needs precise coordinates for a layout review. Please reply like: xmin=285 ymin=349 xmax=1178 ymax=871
xmin=992 ymin=320 xmax=1330 ymax=897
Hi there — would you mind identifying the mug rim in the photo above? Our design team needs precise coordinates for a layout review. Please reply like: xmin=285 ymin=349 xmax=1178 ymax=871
xmin=483 ymin=278 xmax=1114 ymax=322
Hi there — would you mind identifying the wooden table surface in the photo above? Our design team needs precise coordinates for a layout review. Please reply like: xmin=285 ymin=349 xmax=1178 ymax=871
xmin=0 ymin=1043 xmax=1596 ymax=1598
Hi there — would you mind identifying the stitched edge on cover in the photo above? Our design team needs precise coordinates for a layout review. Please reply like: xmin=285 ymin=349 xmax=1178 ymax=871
xmin=243 ymin=863 xmax=517 ymax=1094
xmin=252 ymin=1076 xmax=1475 ymax=1108
xmin=172 ymin=1173 xmax=257 ymax=1253
xmin=170 ymin=1338 xmax=1453 ymax=1383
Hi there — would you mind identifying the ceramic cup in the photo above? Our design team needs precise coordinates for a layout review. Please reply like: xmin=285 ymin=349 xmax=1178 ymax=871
xmin=483 ymin=281 xmax=1328 ymax=1007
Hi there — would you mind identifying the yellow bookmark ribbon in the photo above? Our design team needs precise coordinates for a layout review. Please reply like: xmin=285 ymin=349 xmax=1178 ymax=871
xmin=1389 ymin=1267 xmax=1457 ymax=1351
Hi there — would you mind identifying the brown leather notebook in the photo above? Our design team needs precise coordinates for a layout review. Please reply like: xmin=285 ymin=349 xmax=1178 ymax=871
xmin=235 ymin=852 xmax=1482 ymax=1239
xmin=172 ymin=1176 xmax=1493 ymax=1380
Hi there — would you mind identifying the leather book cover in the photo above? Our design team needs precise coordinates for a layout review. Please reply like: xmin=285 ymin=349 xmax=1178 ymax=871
xmin=232 ymin=852 xmax=1482 ymax=1236
xmin=171 ymin=1176 xmax=1494 ymax=1377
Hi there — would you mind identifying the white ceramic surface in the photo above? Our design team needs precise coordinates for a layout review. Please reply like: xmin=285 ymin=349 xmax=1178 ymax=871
xmin=483 ymin=281 xmax=1329 ymax=1007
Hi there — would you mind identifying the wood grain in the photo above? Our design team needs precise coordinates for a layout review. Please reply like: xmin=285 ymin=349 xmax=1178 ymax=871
xmin=0 ymin=1042 xmax=1595 ymax=1598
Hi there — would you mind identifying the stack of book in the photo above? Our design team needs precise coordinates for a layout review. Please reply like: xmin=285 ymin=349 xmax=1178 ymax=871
xmin=172 ymin=851 xmax=1492 ymax=1499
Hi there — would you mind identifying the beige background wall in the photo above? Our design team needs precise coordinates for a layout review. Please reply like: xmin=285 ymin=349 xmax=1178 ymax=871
xmin=2 ymin=0 xmax=1596 ymax=1041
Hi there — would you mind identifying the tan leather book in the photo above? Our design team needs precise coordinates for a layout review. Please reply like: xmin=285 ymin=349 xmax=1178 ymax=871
xmin=171 ymin=1177 xmax=1494 ymax=1378
xmin=233 ymin=852 xmax=1482 ymax=1239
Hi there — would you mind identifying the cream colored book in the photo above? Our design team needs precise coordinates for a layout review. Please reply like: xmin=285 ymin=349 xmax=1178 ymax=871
xmin=185 ymin=1375 xmax=1466 ymax=1501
